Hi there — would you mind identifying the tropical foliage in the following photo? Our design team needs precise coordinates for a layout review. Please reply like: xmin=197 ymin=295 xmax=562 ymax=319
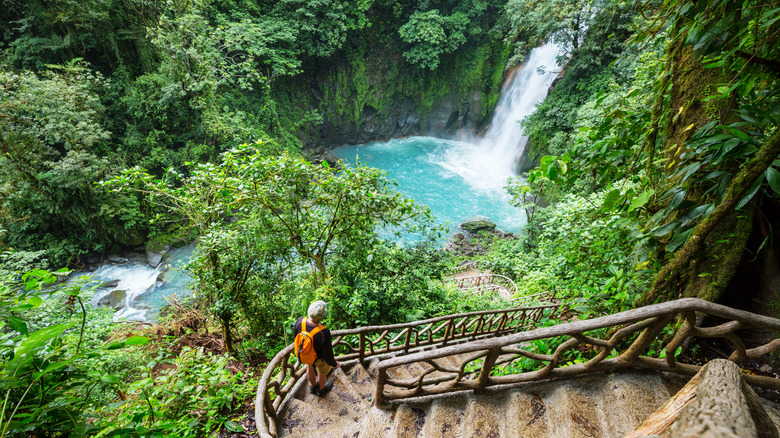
xmin=502 ymin=0 xmax=780 ymax=309
xmin=1 ymin=0 xmax=779 ymax=436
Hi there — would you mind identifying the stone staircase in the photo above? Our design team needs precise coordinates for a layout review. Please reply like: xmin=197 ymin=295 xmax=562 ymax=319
xmin=278 ymin=351 xmax=691 ymax=438
xmin=258 ymin=299 xmax=780 ymax=438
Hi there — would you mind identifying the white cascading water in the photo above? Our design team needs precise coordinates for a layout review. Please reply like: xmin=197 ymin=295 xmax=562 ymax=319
xmin=71 ymin=244 xmax=194 ymax=322
xmin=435 ymin=41 xmax=561 ymax=193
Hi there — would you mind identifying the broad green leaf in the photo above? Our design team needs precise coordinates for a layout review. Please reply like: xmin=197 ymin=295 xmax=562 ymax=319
xmin=105 ymin=342 xmax=125 ymax=350
xmin=545 ymin=164 xmax=557 ymax=180
xmin=667 ymin=228 xmax=693 ymax=252
xmin=6 ymin=323 xmax=70 ymax=377
xmin=28 ymin=296 xmax=43 ymax=308
xmin=557 ymin=159 xmax=568 ymax=175
xmin=668 ymin=189 xmax=686 ymax=210
xmin=736 ymin=177 xmax=762 ymax=210
xmin=680 ymin=203 xmax=713 ymax=225
xmin=225 ymin=420 xmax=244 ymax=432
xmin=8 ymin=316 xmax=28 ymax=335
xmin=650 ymin=222 xmax=678 ymax=237
xmin=720 ymin=125 xmax=753 ymax=143
xmin=601 ymin=189 xmax=621 ymax=212
xmin=766 ymin=167 xmax=780 ymax=195
xmin=125 ymin=336 xmax=150 ymax=347
xmin=628 ymin=189 xmax=655 ymax=212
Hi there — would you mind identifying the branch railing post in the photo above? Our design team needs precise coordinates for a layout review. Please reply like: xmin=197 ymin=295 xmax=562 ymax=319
xmin=374 ymin=367 xmax=387 ymax=408
xmin=443 ymin=319 xmax=454 ymax=346
xmin=617 ymin=315 xmax=672 ymax=367
xmin=358 ymin=332 xmax=366 ymax=363
xmin=477 ymin=348 xmax=501 ymax=390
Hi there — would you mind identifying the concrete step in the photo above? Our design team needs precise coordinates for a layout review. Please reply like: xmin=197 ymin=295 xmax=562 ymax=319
xmin=281 ymin=417 xmax=362 ymax=438
xmin=599 ymin=371 xmax=671 ymax=435
xmin=461 ymin=393 xmax=507 ymax=437
xmin=344 ymin=362 xmax=376 ymax=402
xmin=420 ymin=396 xmax=466 ymax=438
xmin=295 ymin=368 xmax=369 ymax=423
xmin=505 ymin=390 xmax=552 ymax=437
xmin=547 ymin=377 xmax=605 ymax=438
xmin=279 ymin=399 xmax=359 ymax=437
xmin=359 ymin=406 xmax=395 ymax=438
xmin=277 ymin=358 xmax=686 ymax=438
xmin=393 ymin=405 xmax=427 ymax=438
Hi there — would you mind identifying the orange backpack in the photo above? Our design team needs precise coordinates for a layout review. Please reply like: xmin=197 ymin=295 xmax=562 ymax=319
xmin=294 ymin=317 xmax=325 ymax=366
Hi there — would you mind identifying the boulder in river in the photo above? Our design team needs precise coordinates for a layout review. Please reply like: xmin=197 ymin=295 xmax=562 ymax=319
xmin=108 ymin=255 xmax=129 ymax=264
xmin=97 ymin=289 xmax=127 ymax=310
xmin=109 ymin=289 xmax=127 ymax=310
xmin=98 ymin=279 xmax=120 ymax=289
xmin=146 ymin=244 xmax=170 ymax=268
xmin=460 ymin=220 xmax=497 ymax=234
xmin=97 ymin=294 xmax=111 ymax=307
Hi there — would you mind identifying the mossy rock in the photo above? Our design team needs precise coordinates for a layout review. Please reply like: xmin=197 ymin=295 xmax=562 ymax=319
xmin=460 ymin=220 xmax=496 ymax=233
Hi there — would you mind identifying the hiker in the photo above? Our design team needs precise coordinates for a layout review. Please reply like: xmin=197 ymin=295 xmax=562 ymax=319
xmin=293 ymin=300 xmax=340 ymax=397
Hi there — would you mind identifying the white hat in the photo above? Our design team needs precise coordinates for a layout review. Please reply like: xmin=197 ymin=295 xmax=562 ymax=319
xmin=307 ymin=300 xmax=327 ymax=323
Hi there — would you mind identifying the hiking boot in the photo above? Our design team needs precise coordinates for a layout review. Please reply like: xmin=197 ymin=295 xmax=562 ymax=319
xmin=317 ymin=380 xmax=333 ymax=397
xmin=309 ymin=383 xmax=319 ymax=395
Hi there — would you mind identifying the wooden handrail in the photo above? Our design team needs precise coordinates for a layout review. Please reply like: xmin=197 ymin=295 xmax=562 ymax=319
xmin=453 ymin=273 xmax=518 ymax=296
xmin=451 ymin=261 xmax=484 ymax=275
xmin=511 ymin=289 xmax=564 ymax=304
xmin=254 ymin=301 xmax=560 ymax=438
xmin=372 ymin=298 xmax=780 ymax=407
xmin=256 ymin=297 xmax=780 ymax=437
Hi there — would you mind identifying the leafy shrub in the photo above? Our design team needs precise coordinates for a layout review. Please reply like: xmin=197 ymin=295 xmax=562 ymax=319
xmin=95 ymin=347 xmax=255 ymax=437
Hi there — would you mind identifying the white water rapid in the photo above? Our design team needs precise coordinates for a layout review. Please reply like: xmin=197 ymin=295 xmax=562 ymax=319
xmin=436 ymin=41 xmax=561 ymax=194
xmin=71 ymin=244 xmax=194 ymax=322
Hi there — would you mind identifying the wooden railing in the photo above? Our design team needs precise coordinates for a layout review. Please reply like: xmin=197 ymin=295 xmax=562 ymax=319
xmin=254 ymin=302 xmax=560 ymax=438
xmin=372 ymin=298 xmax=780 ymax=407
xmin=453 ymin=273 xmax=518 ymax=297
xmin=511 ymin=289 xmax=559 ymax=305
xmin=451 ymin=260 xmax=484 ymax=275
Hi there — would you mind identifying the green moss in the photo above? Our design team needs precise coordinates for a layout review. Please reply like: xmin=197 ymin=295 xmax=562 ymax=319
xmin=282 ymin=38 xmax=511 ymax=135
xmin=682 ymin=210 xmax=753 ymax=302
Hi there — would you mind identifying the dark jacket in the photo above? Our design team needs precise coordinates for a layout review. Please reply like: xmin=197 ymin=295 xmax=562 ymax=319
xmin=293 ymin=316 xmax=337 ymax=367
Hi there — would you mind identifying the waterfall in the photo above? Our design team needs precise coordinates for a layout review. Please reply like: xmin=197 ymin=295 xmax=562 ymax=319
xmin=479 ymin=42 xmax=561 ymax=162
xmin=436 ymin=42 xmax=561 ymax=194
xmin=333 ymin=42 xmax=562 ymax=233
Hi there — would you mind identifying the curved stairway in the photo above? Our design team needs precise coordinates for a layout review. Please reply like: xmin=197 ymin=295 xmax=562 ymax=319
xmin=450 ymin=261 xmax=518 ymax=300
xmin=258 ymin=299 xmax=780 ymax=438
xmin=278 ymin=355 xmax=687 ymax=438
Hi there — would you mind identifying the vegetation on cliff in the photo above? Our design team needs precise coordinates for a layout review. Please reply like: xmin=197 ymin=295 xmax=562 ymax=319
xmin=498 ymin=0 xmax=779 ymax=313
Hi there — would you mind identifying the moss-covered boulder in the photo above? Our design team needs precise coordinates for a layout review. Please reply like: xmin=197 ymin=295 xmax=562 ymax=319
xmin=460 ymin=220 xmax=496 ymax=233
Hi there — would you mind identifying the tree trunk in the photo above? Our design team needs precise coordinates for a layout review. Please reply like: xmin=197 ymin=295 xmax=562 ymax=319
xmin=644 ymin=128 xmax=780 ymax=304
xmin=221 ymin=315 xmax=233 ymax=354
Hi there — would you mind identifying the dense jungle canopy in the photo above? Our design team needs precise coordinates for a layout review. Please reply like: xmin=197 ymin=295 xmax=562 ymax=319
xmin=0 ymin=0 xmax=778 ymax=436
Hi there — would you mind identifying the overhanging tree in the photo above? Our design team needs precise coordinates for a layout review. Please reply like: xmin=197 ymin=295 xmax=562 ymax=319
xmin=106 ymin=144 xmax=433 ymax=350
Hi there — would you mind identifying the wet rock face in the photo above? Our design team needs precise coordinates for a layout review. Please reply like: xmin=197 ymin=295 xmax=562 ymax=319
xmin=304 ymin=94 xmax=486 ymax=149
xmin=107 ymin=255 xmax=128 ymax=264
